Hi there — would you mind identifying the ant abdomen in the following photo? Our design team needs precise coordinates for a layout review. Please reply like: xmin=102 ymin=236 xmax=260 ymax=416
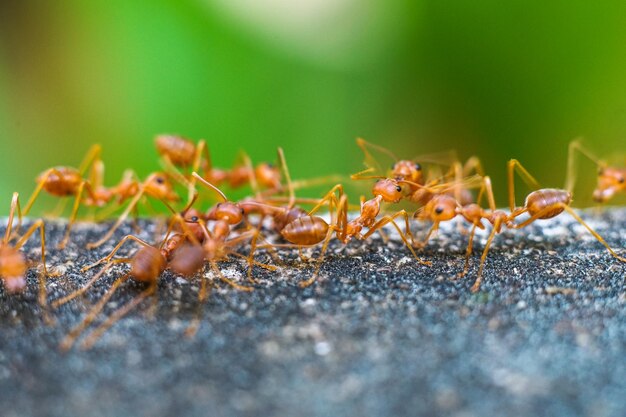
xmin=281 ymin=216 xmax=329 ymax=246
xmin=274 ymin=207 xmax=308 ymax=231
xmin=155 ymin=134 xmax=196 ymax=166
xmin=169 ymin=244 xmax=205 ymax=277
xmin=524 ymin=188 xmax=572 ymax=219
xmin=130 ymin=246 xmax=167 ymax=283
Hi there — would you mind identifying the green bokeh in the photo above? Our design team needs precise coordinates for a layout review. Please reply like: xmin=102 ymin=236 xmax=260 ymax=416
xmin=1 ymin=1 xmax=625 ymax=216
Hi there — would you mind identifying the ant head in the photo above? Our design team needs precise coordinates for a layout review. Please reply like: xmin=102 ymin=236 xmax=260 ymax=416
xmin=210 ymin=202 xmax=244 ymax=225
xmin=144 ymin=173 xmax=179 ymax=201
xmin=390 ymin=160 xmax=423 ymax=184
xmin=182 ymin=208 xmax=203 ymax=223
xmin=373 ymin=179 xmax=404 ymax=203
xmin=593 ymin=167 xmax=626 ymax=202
xmin=425 ymin=195 xmax=457 ymax=222
xmin=255 ymin=162 xmax=281 ymax=189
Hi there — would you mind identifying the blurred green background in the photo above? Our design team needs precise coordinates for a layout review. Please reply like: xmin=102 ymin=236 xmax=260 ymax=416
xmin=1 ymin=0 xmax=626 ymax=215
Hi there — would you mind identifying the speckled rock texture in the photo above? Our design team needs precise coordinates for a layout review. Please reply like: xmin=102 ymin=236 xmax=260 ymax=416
xmin=0 ymin=209 xmax=624 ymax=417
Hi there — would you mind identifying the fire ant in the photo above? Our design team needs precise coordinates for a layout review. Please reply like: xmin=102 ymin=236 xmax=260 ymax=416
xmin=505 ymin=159 xmax=626 ymax=288
xmin=1 ymin=193 xmax=51 ymax=317
xmin=22 ymin=144 xmax=106 ymax=248
xmin=22 ymin=144 xmax=179 ymax=249
xmin=413 ymin=175 xmax=509 ymax=292
xmin=176 ymin=173 xmax=277 ymax=284
xmin=567 ymin=139 xmax=626 ymax=204
xmin=54 ymin=198 xmax=215 ymax=349
xmin=352 ymin=137 xmax=484 ymax=211
xmin=155 ymin=134 xmax=282 ymax=202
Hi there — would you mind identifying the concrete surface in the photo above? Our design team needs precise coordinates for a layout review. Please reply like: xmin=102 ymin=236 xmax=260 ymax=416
xmin=0 ymin=209 xmax=625 ymax=417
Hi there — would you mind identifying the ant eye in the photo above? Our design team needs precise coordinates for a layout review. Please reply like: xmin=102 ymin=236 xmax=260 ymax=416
xmin=395 ymin=185 xmax=402 ymax=192
xmin=240 ymin=208 xmax=245 ymax=214
xmin=217 ymin=202 xmax=223 ymax=207
xmin=390 ymin=163 xmax=396 ymax=170
xmin=619 ymin=177 xmax=625 ymax=184
xmin=155 ymin=177 xmax=165 ymax=184
xmin=414 ymin=163 xmax=421 ymax=170
xmin=435 ymin=207 xmax=444 ymax=215
xmin=191 ymin=216 xmax=198 ymax=222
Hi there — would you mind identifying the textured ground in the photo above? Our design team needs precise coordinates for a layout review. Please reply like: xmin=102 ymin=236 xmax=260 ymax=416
xmin=0 ymin=209 xmax=625 ymax=417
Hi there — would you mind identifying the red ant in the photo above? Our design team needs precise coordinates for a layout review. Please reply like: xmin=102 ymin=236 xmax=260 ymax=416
xmin=155 ymin=134 xmax=282 ymax=202
xmin=53 ymin=198 xmax=211 ymax=349
xmin=22 ymin=145 xmax=105 ymax=248
xmin=173 ymin=173 xmax=277 ymax=284
xmin=22 ymin=144 xmax=180 ymax=249
xmin=413 ymin=175 xmax=509 ymax=292
xmin=505 ymin=159 xmax=626 ymax=278
xmin=352 ymin=137 xmax=484 ymax=207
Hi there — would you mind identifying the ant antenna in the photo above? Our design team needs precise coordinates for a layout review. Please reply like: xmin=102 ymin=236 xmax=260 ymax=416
xmin=191 ymin=172 xmax=228 ymax=202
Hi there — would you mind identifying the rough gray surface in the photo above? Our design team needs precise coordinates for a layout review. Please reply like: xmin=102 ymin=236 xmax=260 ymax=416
xmin=0 ymin=210 xmax=625 ymax=417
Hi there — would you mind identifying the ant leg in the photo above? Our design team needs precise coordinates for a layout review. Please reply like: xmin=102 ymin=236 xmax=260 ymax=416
xmin=239 ymin=150 xmax=261 ymax=197
xmin=228 ymin=229 xmax=280 ymax=273
xmin=230 ymin=252 xmax=278 ymax=272
xmin=5 ymin=192 xmax=22 ymax=243
xmin=160 ymin=154 xmax=192 ymax=187
xmin=191 ymin=172 xmax=228 ymax=202
xmin=52 ymin=258 xmax=131 ymax=308
xmin=298 ymin=227 xmax=335 ymax=288
xmin=246 ymin=228 xmax=261 ymax=283
xmin=483 ymin=176 xmax=497 ymax=212
xmin=355 ymin=137 xmax=397 ymax=177
xmin=415 ymin=223 xmax=439 ymax=249
xmin=58 ymin=180 xmax=99 ymax=250
xmin=308 ymin=184 xmax=344 ymax=217
xmin=509 ymin=204 xmax=626 ymax=262
xmin=87 ymin=189 xmax=146 ymax=249
xmin=362 ymin=211 xmax=431 ymax=266
xmin=59 ymin=273 xmax=130 ymax=351
xmin=46 ymin=199 xmax=68 ymax=218
xmin=14 ymin=219 xmax=51 ymax=310
xmin=350 ymin=167 xmax=384 ymax=181
xmin=185 ymin=266 xmax=211 ymax=338
xmin=186 ymin=140 xmax=207 ymax=204
xmin=23 ymin=169 xmax=56 ymax=217
xmin=80 ymin=282 xmax=157 ymax=350
xmin=276 ymin=147 xmax=295 ymax=207
xmin=560 ymin=204 xmax=625 ymax=262
xmin=566 ymin=138 xmax=604 ymax=193
xmin=457 ymin=222 xmax=478 ymax=279
xmin=470 ymin=217 xmax=503 ymax=293
xmin=77 ymin=144 xmax=102 ymax=176
xmin=210 ymin=262 xmax=254 ymax=291
xmin=83 ymin=234 xmax=152 ymax=272
xmin=463 ymin=156 xmax=485 ymax=177
xmin=507 ymin=159 xmax=542 ymax=213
